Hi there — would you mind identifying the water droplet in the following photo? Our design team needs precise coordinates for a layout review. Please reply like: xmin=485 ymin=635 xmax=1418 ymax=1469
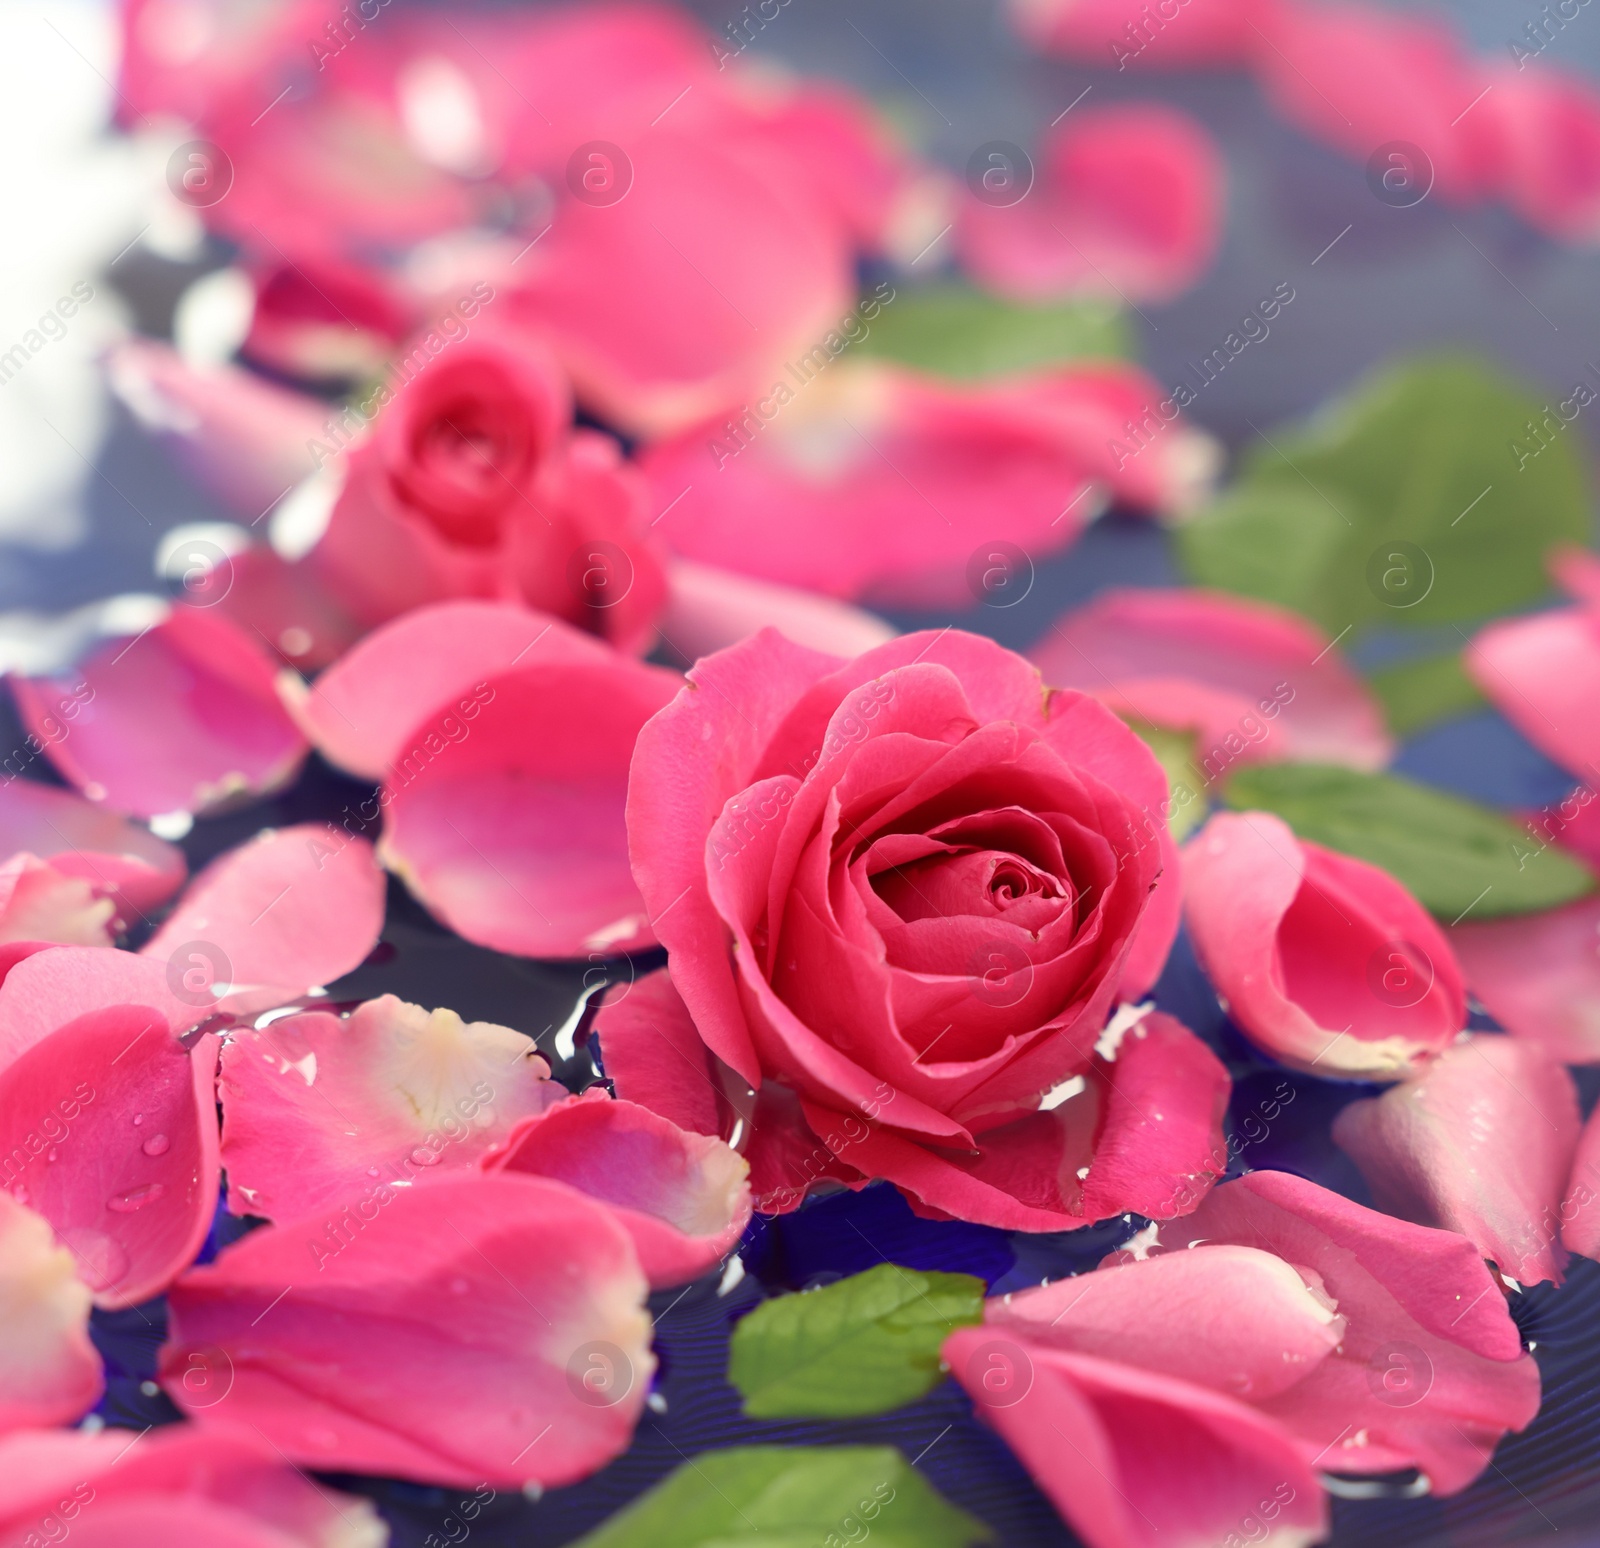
xmin=59 ymin=1229 xmax=129 ymax=1291
xmin=141 ymin=1134 xmax=170 ymax=1157
xmin=46 ymin=1148 xmax=57 ymax=1163
xmin=107 ymin=1182 xmax=165 ymax=1213
xmin=409 ymin=1146 xmax=441 ymax=1167
xmin=11 ymin=1185 xmax=27 ymax=1206
xmin=366 ymin=1166 xmax=380 ymax=1177
xmin=449 ymin=1277 xmax=470 ymax=1294
xmin=139 ymin=1380 xmax=160 ymax=1397
xmin=522 ymin=1481 xmax=544 ymax=1501
xmin=132 ymin=1113 xmax=144 ymax=1126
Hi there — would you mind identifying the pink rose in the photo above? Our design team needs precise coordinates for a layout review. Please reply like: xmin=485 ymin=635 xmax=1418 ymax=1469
xmin=607 ymin=629 xmax=1229 ymax=1229
xmin=314 ymin=328 xmax=667 ymax=654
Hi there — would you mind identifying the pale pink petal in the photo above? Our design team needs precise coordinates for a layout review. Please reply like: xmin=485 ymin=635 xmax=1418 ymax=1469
xmin=484 ymin=1090 xmax=751 ymax=1288
xmin=1475 ymin=66 xmax=1600 ymax=242
xmin=662 ymin=558 xmax=897 ymax=663
xmin=0 ymin=945 xmax=199 ymax=1067
xmin=0 ymin=1192 xmax=101 ymax=1431
xmin=219 ymin=993 xmax=561 ymax=1222
xmin=1551 ymin=544 xmax=1600 ymax=608
xmin=141 ymin=824 xmax=385 ymax=1010
xmin=0 ymin=782 xmax=185 ymax=916
xmin=1183 ymin=812 xmax=1465 ymax=1079
xmin=1467 ymin=604 xmax=1600 ymax=782
xmin=945 ymin=1327 xmax=1328 ymax=1548
xmin=380 ymin=652 xmax=679 ymax=958
xmin=643 ymin=360 xmax=1203 ymax=609
xmin=1032 ymin=587 xmax=1393 ymax=771
xmin=282 ymin=600 xmax=615 ymax=780
xmin=1451 ymin=895 xmax=1600 ymax=1063
xmin=1151 ymin=1171 xmax=1541 ymax=1493
xmin=244 ymin=254 xmax=415 ymax=384
xmin=0 ymin=1005 xmax=219 ymax=1309
xmin=108 ymin=341 xmax=328 ymax=523
xmin=162 ymin=1173 xmax=653 ymax=1489
xmin=0 ymin=1424 xmax=384 ymax=1547
xmin=1334 ymin=1034 xmax=1582 ymax=1286
xmin=10 ymin=608 xmax=309 ymax=820
xmin=591 ymin=968 xmax=727 ymax=1139
xmin=0 ymin=856 xmax=115 ymax=948
xmin=960 ymin=105 xmax=1224 ymax=304
xmin=1563 ymin=1097 xmax=1600 ymax=1260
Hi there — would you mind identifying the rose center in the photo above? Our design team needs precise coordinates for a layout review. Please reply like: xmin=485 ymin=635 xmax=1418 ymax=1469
xmin=872 ymin=848 xmax=1072 ymax=931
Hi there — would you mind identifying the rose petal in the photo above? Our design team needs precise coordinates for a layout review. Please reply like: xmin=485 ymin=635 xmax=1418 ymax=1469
xmin=380 ymin=653 xmax=678 ymax=958
xmin=11 ymin=607 xmax=309 ymax=820
xmin=1333 ymin=1033 xmax=1582 ymax=1286
xmin=945 ymin=1328 xmax=1328 ymax=1548
xmin=141 ymin=824 xmax=385 ymax=1010
xmin=282 ymin=600 xmax=616 ymax=780
xmin=0 ymin=855 xmax=115 ymax=948
xmin=592 ymin=968 xmax=727 ymax=1138
xmin=0 ymin=1425 xmax=383 ymax=1546
xmin=0 ymin=781 xmax=185 ymax=916
xmin=662 ymin=558 xmax=897 ymax=663
xmin=1475 ymin=65 xmax=1600 ymax=242
xmin=1008 ymin=0 xmax=1274 ymax=67
xmin=959 ymin=104 xmax=1224 ymax=304
xmin=1031 ymin=587 xmax=1393 ymax=772
xmin=643 ymin=360 xmax=1200 ymax=609
xmin=1183 ymin=812 xmax=1465 ymax=1079
xmin=0 ymin=1191 xmax=101 ymax=1432
xmin=1562 ymin=1097 xmax=1600 ymax=1260
xmin=161 ymin=1172 xmax=653 ymax=1489
xmin=988 ymin=1244 xmax=1345 ymax=1399
xmin=107 ymin=341 xmax=327 ymax=522
xmin=1151 ymin=1171 xmax=1541 ymax=1493
xmin=0 ymin=1005 xmax=218 ymax=1309
xmin=1467 ymin=603 xmax=1600 ymax=783
xmin=220 ymin=993 xmax=561 ymax=1222
xmin=483 ymin=1089 xmax=751 ymax=1288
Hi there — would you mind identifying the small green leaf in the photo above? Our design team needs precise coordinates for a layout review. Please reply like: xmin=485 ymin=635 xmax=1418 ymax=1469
xmin=571 ymin=1445 xmax=994 ymax=1548
xmin=860 ymin=284 xmax=1129 ymax=377
xmin=728 ymin=1263 xmax=984 ymax=1418
xmin=1125 ymin=720 xmax=1208 ymax=840
xmin=1222 ymin=762 xmax=1597 ymax=919
xmin=1367 ymin=652 xmax=1488 ymax=736
xmin=1177 ymin=354 xmax=1591 ymax=632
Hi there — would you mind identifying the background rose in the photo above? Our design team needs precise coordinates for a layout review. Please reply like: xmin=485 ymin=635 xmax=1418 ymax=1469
xmin=312 ymin=327 xmax=667 ymax=653
xmin=613 ymin=628 xmax=1228 ymax=1229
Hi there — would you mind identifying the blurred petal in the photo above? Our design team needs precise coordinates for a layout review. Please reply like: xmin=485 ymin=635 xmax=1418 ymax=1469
xmin=0 ymin=855 xmax=114 ymax=947
xmin=219 ymin=993 xmax=560 ymax=1222
xmin=0 ymin=1191 xmax=101 ymax=1432
xmin=162 ymin=1173 xmax=654 ymax=1489
xmin=1334 ymin=1034 xmax=1582 ymax=1286
xmin=1031 ymin=587 xmax=1393 ymax=771
xmin=1475 ymin=66 xmax=1600 ymax=242
xmin=1008 ymin=0 xmax=1274 ymax=67
xmin=11 ymin=607 xmax=309 ymax=820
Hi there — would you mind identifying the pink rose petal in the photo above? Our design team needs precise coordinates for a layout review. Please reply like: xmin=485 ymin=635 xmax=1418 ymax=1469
xmin=0 ymin=1192 xmax=102 ymax=1432
xmin=1008 ymin=0 xmax=1277 ymax=67
xmin=141 ymin=824 xmax=385 ymax=1011
xmin=11 ymin=607 xmax=309 ymax=820
xmin=380 ymin=651 xmax=679 ymax=958
xmin=0 ymin=1005 xmax=219 ymax=1309
xmin=0 ymin=856 xmax=115 ymax=948
xmin=1451 ymin=895 xmax=1600 ymax=1063
xmin=162 ymin=1172 xmax=654 ymax=1489
xmin=946 ymin=1328 xmax=1327 ymax=1548
xmin=0 ymin=781 xmax=185 ymax=916
xmin=1031 ymin=587 xmax=1393 ymax=773
xmin=0 ymin=1425 xmax=384 ymax=1547
xmin=483 ymin=1089 xmax=752 ymax=1287
xmin=282 ymin=600 xmax=617 ymax=781
xmin=219 ymin=993 xmax=561 ymax=1222
xmin=960 ymin=105 xmax=1224 ymax=304
xmin=1334 ymin=1034 xmax=1582 ymax=1286
xmin=1183 ymin=812 xmax=1466 ymax=1079
xmin=1150 ymin=1171 xmax=1541 ymax=1493
xmin=1562 ymin=1097 xmax=1600 ymax=1260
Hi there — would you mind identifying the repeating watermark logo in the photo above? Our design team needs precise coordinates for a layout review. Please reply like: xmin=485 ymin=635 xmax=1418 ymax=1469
xmin=567 ymin=142 xmax=632 ymax=207
xmin=966 ymin=541 xmax=1035 ymax=608
xmin=1365 ymin=142 xmax=1433 ymax=209
xmin=966 ymin=142 xmax=1034 ymax=207
xmin=962 ymin=1338 xmax=1034 ymax=1408
xmin=167 ymin=140 xmax=234 ymax=208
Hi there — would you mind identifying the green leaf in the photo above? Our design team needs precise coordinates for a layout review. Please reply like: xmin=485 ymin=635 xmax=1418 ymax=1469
xmin=728 ymin=1263 xmax=983 ymax=1418
xmin=1221 ymin=762 xmax=1597 ymax=919
xmin=1367 ymin=652 xmax=1488 ymax=737
xmin=859 ymin=284 xmax=1129 ymax=377
xmin=1176 ymin=354 xmax=1591 ymax=632
xmin=571 ymin=1445 xmax=994 ymax=1548
xmin=1125 ymin=720 xmax=1208 ymax=840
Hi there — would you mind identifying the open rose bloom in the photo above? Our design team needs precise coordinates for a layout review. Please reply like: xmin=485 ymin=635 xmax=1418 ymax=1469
xmin=4 ymin=0 xmax=1597 ymax=1541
